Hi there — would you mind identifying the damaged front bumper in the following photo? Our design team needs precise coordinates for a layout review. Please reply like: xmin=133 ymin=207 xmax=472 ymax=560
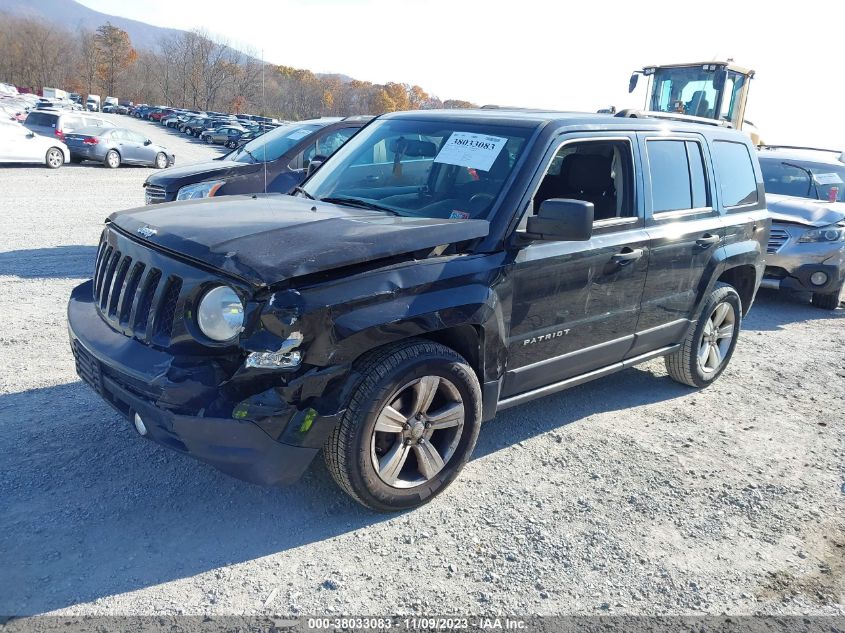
xmin=762 ymin=235 xmax=845 ymax=294
xmin=67 ymin=280 xmax=343 ymax=486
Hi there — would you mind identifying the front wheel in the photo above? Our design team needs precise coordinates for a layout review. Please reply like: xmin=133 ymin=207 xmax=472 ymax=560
xmin=205 ymin=136 xmax=213 ymax=144
xmin=812 ymin=287 xmax=842 ymax=310
xmin=104 ymin=149 xmax=121 ymax=169
xmin=324 ymin=340 xmax=482 ymax=512
xmin=154 ymin=152 xmax=168 ymax=169
xmin=45 ymin=147 xmax=64 ymax=168
xmin=665 ymin=283 xmax=742 ymax=388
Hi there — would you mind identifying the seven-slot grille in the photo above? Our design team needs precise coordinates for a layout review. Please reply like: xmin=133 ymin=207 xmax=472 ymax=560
xmin=767 ymin=227 xmax=789 ymax=253
xmin=93 ymin=235 xmax=182 ymax=345
xmin=144 ymin=184 xmax=167 ymax=204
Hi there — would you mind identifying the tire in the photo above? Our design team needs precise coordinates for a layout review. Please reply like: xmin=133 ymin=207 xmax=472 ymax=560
xmin=665 ymin=283 xmax=742 ymax=388
xmin=324 ymin=339 xmax=482 ymax=512
xmin=104 ymin=149 xmax=121 ymax=169
xmin=45 ymin=147 xmax=64 ymax=169
xmin=154 ymin=152 xmax=168 ymax=169
xmin=812 ymin=287 xmax=842 ymax=310
xmin=205 ymin=135 xmax=213 ymax=144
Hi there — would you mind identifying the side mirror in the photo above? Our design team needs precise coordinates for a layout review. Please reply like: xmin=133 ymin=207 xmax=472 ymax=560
xmin=713 ymin=69 xmax=728 ymax=91
xmin=628 ymin=73 xmax=639 ymax=93
xmin=26 ymin=131 xmax=35 ymax=138
xmin=144 ymin=139 xmax=152 ymax=145
xmin=306 ymin=154 xmax=328 ymax=176
xmin=525 ymin=199 xmax=593 ymax=241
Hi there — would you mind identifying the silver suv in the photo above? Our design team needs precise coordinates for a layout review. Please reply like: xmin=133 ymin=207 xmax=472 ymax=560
xmin=24 ymin=109 xmax=114 ymax=142
xmin=758 ymin=146 xmax=845 ymax=309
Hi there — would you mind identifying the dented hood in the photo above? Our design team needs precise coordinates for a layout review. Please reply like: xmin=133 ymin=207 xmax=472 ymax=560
xmin=109 ymin=194 xmax=490 ymax=286
xmin=767 ymin=194 xmax=845 ymax=227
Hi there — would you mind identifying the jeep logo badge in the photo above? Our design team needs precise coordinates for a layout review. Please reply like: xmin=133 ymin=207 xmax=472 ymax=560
xmin=137 ymin=225 xmax=157 ymax=238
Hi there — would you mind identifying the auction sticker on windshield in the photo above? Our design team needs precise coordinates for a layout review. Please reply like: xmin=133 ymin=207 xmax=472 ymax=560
xmin=814 ymin=172 xmax=844 ymax=185
xmin=434 ymin=132 xmax=507 ymax=172
xmin=287 ymin=129 xmax=312 ymax=140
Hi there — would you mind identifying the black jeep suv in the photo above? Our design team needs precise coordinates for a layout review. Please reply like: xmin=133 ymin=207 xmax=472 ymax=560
xmin=68 ymin=109 xmax=769 ymax=511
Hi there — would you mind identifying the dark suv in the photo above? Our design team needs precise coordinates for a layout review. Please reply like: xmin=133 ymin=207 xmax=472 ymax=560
xmin=142 ymin=116 xmax=369 ymax=203
xmin=68 ymin=109 xmax=769 ymax=511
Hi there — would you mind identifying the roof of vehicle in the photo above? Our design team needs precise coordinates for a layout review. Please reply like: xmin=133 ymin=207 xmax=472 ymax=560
xmin=757 ymin=145 xmax=845 ymax=167
xmin=379 ymin=108 xmax=750 ymax=136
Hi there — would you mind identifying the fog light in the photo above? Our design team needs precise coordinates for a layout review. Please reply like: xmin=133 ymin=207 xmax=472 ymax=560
xmin=133 ymin=413 xmax=148 ymax=436
xmin=810 ymin=272 xmax=829 ymax=286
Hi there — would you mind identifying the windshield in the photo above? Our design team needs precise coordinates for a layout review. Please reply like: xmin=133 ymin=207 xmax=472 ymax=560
xmin=229 ymin=122 xmax=324 ymax=164
xmin=300 ymin=118 xmax=532 ymax=220
xmin=649 ymin=67 xmax=745 ymax=124
xmin=759 ymin=157 xmax=845 ymax=202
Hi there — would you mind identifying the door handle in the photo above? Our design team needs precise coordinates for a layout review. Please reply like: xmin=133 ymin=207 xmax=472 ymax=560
xmin=696 ymin=233 xmax=720 ymax=248
xmin=611 ymin=248 xmax=644 ymax=265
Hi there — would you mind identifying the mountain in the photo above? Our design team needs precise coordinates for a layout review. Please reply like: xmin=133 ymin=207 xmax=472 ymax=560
xmin=0 ymin=0 xmax=354 ymax=81
xmin=0 ymin=0 xmax=183 ymax=50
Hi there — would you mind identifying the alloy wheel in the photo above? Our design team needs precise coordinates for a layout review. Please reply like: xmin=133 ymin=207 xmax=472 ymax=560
xmin=370 ymin=375 xmax=465 ymax=488
xmin=46 ymin=149 xmax=63 ymax=168
xmin=698 ymin=301 xmax=736 ymax=373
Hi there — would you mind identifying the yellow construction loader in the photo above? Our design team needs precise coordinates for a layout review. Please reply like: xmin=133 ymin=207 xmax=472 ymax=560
xmin=625 ymin=61 xmax=764 ymax=145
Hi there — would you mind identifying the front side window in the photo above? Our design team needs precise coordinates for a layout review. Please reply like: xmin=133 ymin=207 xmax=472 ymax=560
xmin=533 ymin=139 xmax=635 ymax=221
xmin=712 ymin=141 xmax=758 ymax=207
xmin=647 ymin=140 xmax=710 ymax=213
xmin=300 ymin=118 xmax=532 ymax=220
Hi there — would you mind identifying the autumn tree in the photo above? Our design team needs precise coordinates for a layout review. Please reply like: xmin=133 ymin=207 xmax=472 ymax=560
xmin=95 ymin=23 xmax=138 ymax=96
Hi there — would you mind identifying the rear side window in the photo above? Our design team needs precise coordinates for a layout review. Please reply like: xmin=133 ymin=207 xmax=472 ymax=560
xmin=712 ymin=140 xmax=758 ymax=207
xmin=647 ymin=139 xmax=710 ymax=213
xmin=61 ymin=116 xmax=84 ymax=131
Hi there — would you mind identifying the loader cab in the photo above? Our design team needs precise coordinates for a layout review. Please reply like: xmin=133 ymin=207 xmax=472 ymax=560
xmin=629 ymin=63 xmax=756 ymax=138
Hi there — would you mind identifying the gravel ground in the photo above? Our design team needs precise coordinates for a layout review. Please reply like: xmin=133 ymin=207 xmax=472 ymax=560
xmin=0 ymin=114 xmax=843 ymax=618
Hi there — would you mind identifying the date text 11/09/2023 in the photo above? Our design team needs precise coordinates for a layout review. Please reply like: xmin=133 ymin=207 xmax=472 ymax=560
xmin=306 ymin=617 xmax=527 ymax=630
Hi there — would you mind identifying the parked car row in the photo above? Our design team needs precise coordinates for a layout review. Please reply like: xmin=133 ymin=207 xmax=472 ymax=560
xmin=0 ymin=103 xmax=176 ymax=169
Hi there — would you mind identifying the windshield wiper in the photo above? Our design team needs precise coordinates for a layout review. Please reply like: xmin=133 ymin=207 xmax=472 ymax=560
xmin=241 ymin=147 xmax=260 ymax=163
xmin=292 ymin=186 xmax=314 ymax=200
xmin=320 ymin=196 xmax=400 ymax=215
xmin=782 ymin=161 xmax=820 ymax=199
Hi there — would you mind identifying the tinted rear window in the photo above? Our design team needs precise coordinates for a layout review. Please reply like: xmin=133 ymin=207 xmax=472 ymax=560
xmin=26 ymin=112 xmax=57 ymax=127
xmin=712 ymin=140 xmax=758 ymax=207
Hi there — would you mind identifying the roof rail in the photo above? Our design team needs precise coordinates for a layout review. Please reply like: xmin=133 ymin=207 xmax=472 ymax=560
xmin=758 ymin=144 xmax=845 ymax=162
xmin=614 ymin=109 xmax=734 ymax=128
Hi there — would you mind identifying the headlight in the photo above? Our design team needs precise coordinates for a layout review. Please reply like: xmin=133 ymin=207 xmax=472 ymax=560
xmin=797 ymin=223 xmax=845 ymax=243
xmin=176 ymin=180 xmax=225 ymax=200
xmin=197 ymin=286 xmax=244 ymax=342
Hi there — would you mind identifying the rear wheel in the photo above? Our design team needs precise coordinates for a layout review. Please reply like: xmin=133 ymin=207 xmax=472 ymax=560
xmin=104 ymin=149 xmax=121 ymax=169
xmin=45 ymin=147 xmax=64 ymax=169
xmin=154 ymin=152 xmax=168 ymax=169
xmin=665 ymin=283 xmax=742 ymax=388
xmin=324 ymin=340 xmax=481 ymax=512
xmin=812 ymin=286 xmax=842 ymax=310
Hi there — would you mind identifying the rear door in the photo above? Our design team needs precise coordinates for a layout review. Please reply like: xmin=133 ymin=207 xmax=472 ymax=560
xmin=630 ymin=133 xmax=723 ymax=356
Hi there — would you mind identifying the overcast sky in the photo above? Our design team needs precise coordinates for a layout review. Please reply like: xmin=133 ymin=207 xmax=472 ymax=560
xmin=78 ymin=0 xmax=845 ymax=150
